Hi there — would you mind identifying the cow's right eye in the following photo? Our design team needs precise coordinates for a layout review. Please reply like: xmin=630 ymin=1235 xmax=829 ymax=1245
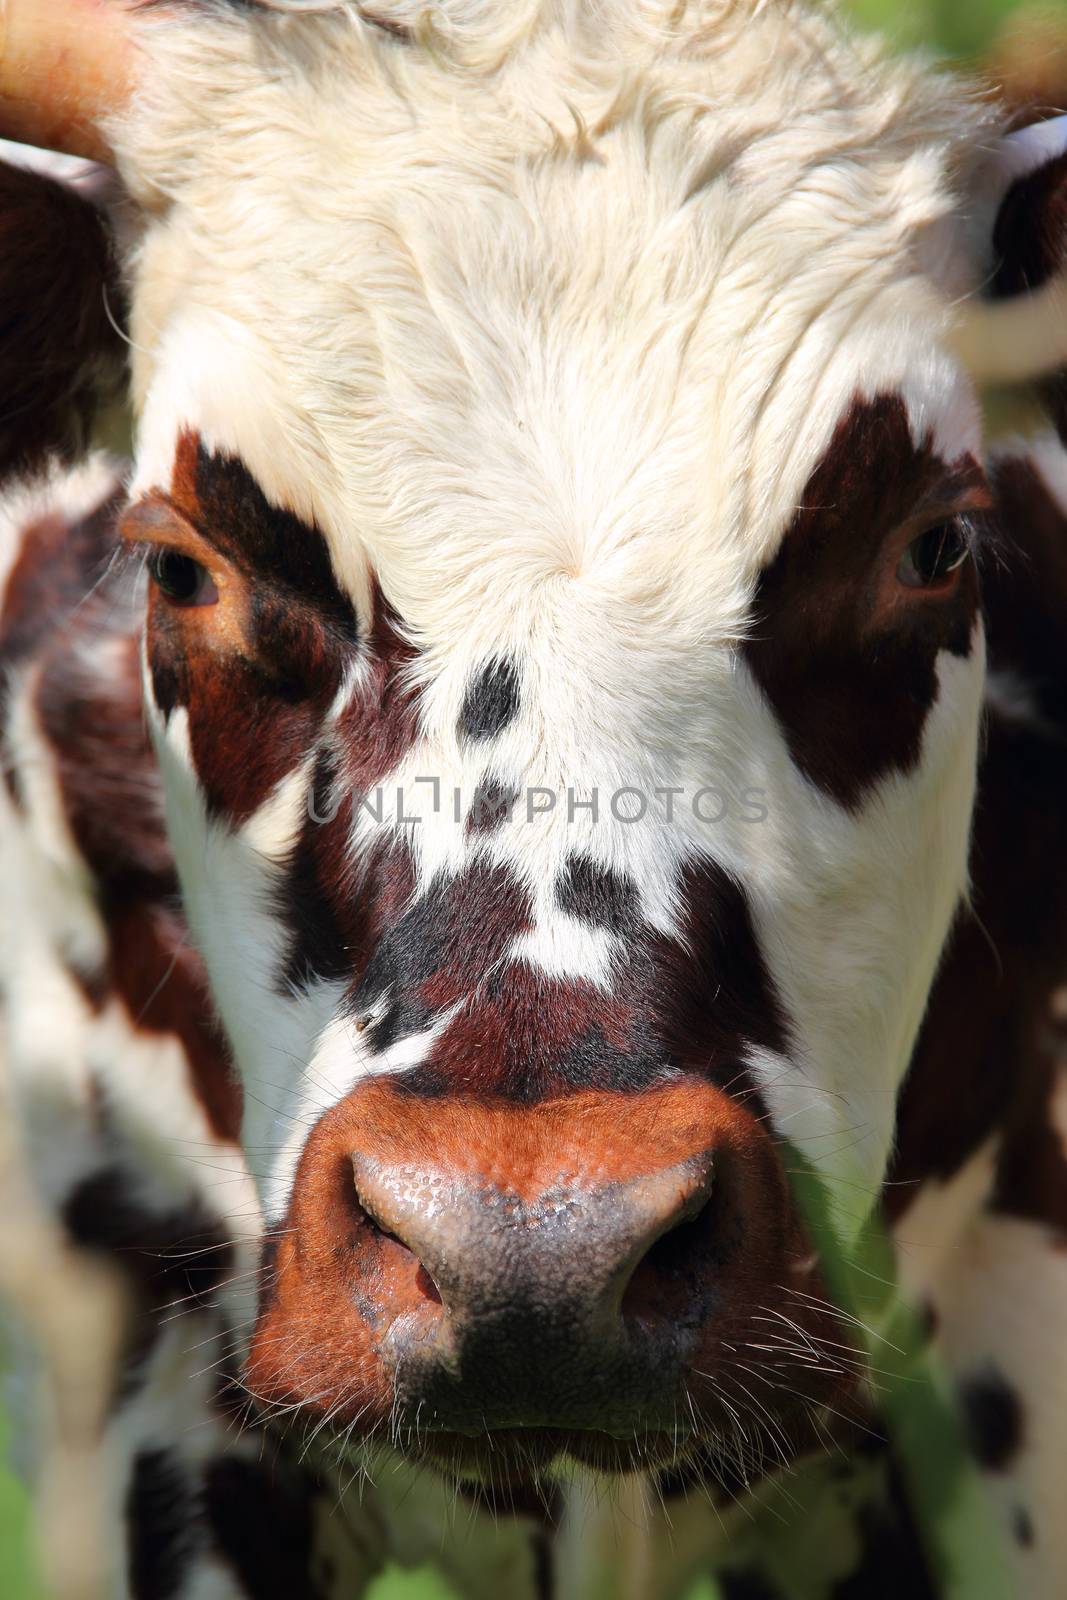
xmin=150 ymin=548 xmax=218 ymax=607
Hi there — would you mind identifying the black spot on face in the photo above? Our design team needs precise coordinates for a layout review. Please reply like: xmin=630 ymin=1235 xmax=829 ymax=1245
xmin=275 ymin=751 xmax=354 ymax=994
xmin=742 ymin=394 xmax=981 ymax=809
xmin=1014 ymin=1505 xmax=1035 ymax=1547
xmin=466 ymin=775 xmax=518 ymax=836
xmin=992 ymin=150 xmax=1067 ymax=301
xmin=959 ymin=1364 xmax=1024 ymax=1471
xmin=126 ymin=1449 xmax=198 ymax=1600
xmin=459 ymin=657 xmax=520 ymax=741
xmin=351 ymin=859 xmax=532 ymax=1054
xmin=556 ymin=853 xmax=640 ymax=936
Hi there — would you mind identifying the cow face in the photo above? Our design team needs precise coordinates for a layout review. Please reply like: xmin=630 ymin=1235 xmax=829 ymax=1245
xmin=102 ymin=0 xmax=1001 ymax=1478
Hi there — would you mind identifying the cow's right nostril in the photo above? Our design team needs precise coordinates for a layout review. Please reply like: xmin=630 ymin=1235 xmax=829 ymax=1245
xmin=415 ymin=1262 xmax=442 ymax=1304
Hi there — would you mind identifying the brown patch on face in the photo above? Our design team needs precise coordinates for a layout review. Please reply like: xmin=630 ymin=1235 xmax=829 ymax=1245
xmin=980 ymin=456 xmax=1067 ymax=728
xmin=886 ymin=454 xmax=1067 ymax=1237
xmin=353 ymin=855 xmax=787 ymax=1104
xmin=0 ymin=489 xmax=122 ymax=680
xmin=334 ymin=580 xmax=421 ymax=798
xmin=141 ymin=432 xmax=361 ymax=823
xmin=742 ymin=394 xmax=982 ymax=809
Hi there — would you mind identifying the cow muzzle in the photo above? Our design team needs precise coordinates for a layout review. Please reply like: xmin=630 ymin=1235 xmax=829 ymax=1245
xmin=248 ymin=1077 xmax=821 ymax=1473
xmin=352 ymin=1142 xmax=716 ymax=1434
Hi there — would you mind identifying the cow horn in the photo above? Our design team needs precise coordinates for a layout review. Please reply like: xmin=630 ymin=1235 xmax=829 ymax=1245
xmin=0 ymin=0 xmax=137 ymax=163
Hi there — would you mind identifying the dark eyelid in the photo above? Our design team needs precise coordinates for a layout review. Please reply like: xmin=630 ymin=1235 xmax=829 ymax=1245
xmin=913 ymin=463 xmax=993 ymax=523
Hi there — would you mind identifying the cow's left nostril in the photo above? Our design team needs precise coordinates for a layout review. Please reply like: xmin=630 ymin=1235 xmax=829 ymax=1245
xmin=352 ymin=1158 xmax=452 ymax=1311
xmin=415 ymin=1263 xmax=442 ymax=1304
xmin=621 ymin=1172 xmax=720 ymax=1323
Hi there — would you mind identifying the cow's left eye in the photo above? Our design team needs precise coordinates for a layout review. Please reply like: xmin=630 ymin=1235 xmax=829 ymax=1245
xmin=897 ymin=522 xmax=970 ymax=589
xmin=150 ymin=548 xmax=218 ymax=606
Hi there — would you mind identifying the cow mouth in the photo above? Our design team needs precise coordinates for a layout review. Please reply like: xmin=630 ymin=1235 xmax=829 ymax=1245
xmin=383 ymin=1424 xmax=701 ymax=1485
xmin=362 ymin=1385 xmax=836 ymax=1486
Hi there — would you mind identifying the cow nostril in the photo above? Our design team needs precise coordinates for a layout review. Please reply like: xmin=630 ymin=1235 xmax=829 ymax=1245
xmin=621 ymin=1167 xmax=720 ymax=1321
xmin=352 ymin=1156 xmax=447 ymax=1308
xmin=644 ymin=1196 xmax=714 ymax=1274
xmin=415 ymin=1263 xmax=442 ymax=1304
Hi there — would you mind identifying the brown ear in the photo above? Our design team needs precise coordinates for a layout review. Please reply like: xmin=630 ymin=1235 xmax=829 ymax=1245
xmin=989 ymin=117 xmax=1067 ymax=441
xmin=989 ymin=122 xmax=1067 ymax=300
xmin=951 ymin=115 xmax=1067 ymax=386
xmin=0 ymin=158 xmax=127 ymax=486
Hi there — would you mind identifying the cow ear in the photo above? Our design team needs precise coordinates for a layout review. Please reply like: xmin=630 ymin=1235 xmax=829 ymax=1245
xmin=987 ymin=115 xmax=1067 ymax=300
xmin=0 ymin=153 xmax=127 ymax=487
xmin=951 ymin=114 xmax=1067 ymax=388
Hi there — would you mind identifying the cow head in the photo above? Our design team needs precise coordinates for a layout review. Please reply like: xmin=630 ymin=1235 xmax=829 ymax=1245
xmin=5 ymin=0 xmax=1065 ymax=1486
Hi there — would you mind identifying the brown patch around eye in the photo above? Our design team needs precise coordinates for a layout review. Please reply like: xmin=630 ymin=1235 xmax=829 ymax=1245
xmin=742 ymin=394 xmax=982 ymax=810
xmin=141 ymin=438 xmax=360 ymax=824
xmin=120 ymin=493 xmax=220 ymax=572
xmin=123 ymin=493 xmax=253 ymax=657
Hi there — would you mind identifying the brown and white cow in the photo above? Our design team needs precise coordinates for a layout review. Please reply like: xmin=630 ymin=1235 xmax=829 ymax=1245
xmin=1 ymin=2 xmax=1066 ymax=1596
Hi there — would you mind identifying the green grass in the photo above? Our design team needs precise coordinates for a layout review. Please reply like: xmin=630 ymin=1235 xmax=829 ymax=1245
xmin=848 ymin=0 xmax=1055 ymax=58
xmin=0 ymin=1401 xmax=39 ymax=1600
xmin=367 ymin=1569 xmax=462 ymax=1600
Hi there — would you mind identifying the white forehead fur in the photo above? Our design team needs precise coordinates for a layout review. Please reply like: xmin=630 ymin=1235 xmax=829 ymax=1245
xmin=121 ymin=0 xmax=991 ymax=648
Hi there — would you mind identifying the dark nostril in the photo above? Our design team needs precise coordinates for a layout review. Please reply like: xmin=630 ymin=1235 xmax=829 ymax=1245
xmin=415 ymin=1263 xmax=442 ymax=1304
xmin=621 ymin=1166 xmax=719 ymax=1321
xmin=641 ymin=1192 xmax=715 ymax=1276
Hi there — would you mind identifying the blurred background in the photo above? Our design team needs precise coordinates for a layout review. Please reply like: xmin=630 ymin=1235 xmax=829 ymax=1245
xmin=2 ymin=2 xmax=1066 ymax=1597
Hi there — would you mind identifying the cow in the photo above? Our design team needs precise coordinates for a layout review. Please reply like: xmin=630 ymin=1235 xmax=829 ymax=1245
xmin=1 ymin=0 xmax=1066 ymax=1595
